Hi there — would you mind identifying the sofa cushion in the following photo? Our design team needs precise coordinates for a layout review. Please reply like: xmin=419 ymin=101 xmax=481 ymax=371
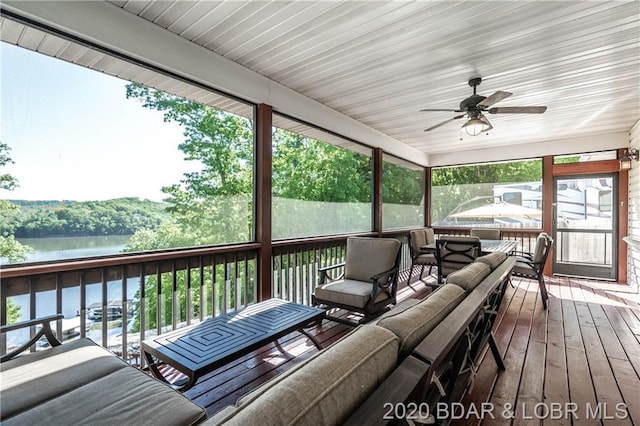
xmin=344 ymin=237 xmax=401 ymax=282
xmin=314 ymin=279 xmax=390 ymax=308
xmin=377 ymin=284 xmax=466 ymax=357
xmin=0 ymin=338 xmax=128 ymax=420
xmin=446 ymin=262 xmax=492 ymax=293
xmin=214 ymin=325 xmax=399 ymax=426
xmin=475 ymin=252 xmax=508 ymax=270
xmin=3 ymin=364 xmax=206 ymax=426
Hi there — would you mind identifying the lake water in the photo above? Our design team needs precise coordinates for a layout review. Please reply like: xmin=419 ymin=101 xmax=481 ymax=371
xmin=4 ymin=235 xmax=137 ymax=346
xmin=13 ymin=234 xmax=132 ymax=263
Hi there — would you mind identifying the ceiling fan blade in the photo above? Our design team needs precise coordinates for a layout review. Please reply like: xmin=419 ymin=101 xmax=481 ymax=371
xmin=420 ymin=108 xmax=463 ymax=112
xmin=478 ymin=90 xmax=512 ymax=108
xmin=488 ymin=106 xmax=547 ymax=114
xmin=424 ymin=114 xmax=465 ymax=131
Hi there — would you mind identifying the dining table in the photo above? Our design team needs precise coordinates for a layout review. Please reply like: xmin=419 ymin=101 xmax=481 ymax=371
xmin=421 ymin=238 xmax=518 ymax=255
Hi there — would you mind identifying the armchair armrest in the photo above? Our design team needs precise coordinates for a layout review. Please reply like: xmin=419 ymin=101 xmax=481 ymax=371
xmin=318 ymin=262 xmax=346 ymax=284
xmin=369 ymin=265 xmax=398 ymax=287
xmin=1 ymin=314 xmax=64 ymax=362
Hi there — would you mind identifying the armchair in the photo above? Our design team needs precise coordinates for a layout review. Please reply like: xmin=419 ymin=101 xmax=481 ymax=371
xmin=512 ymin=232 xmax=553 ymax=309
xmin=436 ymin=236 xmax=482 ymax=284
xmin=407 ymin=228 xmax=437 ymax=284
xmin=312 ymin=237 xmax=402 ymax=326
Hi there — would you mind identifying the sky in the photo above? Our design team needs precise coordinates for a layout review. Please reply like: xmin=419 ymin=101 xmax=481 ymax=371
xmin=1 ymin=42 xmax=196 ymax=202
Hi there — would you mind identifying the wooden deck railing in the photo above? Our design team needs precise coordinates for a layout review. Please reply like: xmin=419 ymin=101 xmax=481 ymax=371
xmin=0 ymin=227 xmax=537 ymax=363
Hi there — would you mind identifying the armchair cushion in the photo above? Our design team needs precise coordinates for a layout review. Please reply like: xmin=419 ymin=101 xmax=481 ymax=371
xmin=314 ymin=279 xmax=391 ymax=308
xmin=445 ymin=262 xmax=491 ymax=293
xmin=344 ymin=237 xmax=401 ymax=282
xmin=475 ymin=252 xmax=508 ymax=270
xmin=377 ymin=284 xmax=466 ymax=357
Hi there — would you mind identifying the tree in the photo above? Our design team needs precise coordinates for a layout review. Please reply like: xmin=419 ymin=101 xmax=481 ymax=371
xmin=126 ymin=83 xmax=254 ymax=245
xmin=0 ymin=143 xmax=25 ymax=321
xmin=0 ymin=143 xmax=32 ymax=265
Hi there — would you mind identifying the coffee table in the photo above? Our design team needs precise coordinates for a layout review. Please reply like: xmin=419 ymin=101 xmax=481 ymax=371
xmin=141 ymin=298 xmax=325 ymax=391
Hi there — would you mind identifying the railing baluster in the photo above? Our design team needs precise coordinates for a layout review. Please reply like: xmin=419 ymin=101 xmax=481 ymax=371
xmin=101 ymin=269 xmax=108 ymax=348
xmin=171 ymin=261 xmax=177 ymax=331
xmin=186 ymin=260 xmax=192 ymax=326
xmin=156 ymin=264 xmax=162 ymax=335
xmin=121 ymin=266 xmax=128 ymax=363
xmin=55 ymin=273 xmax=62 ymax=341
xmin=29 ymin=277 xmax=35 ymax=353
xmin=198 ymin=257 xmax=204 ymax=322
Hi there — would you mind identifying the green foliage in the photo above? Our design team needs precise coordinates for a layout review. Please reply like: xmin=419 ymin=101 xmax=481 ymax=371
xmin=127 ymin=83 xmax=254 ymax=245
xmin=272 ymin=129 xmax=372 ymax=203
xmin=6 ymin=298 xmax=21 ymax=324
xmin=0 ymin=144 xmax=32 ymax=262
xmin=0 ymin=198 xmax=170 ymax=238
xmin=0 ymin=143 xmax=19 ymax=191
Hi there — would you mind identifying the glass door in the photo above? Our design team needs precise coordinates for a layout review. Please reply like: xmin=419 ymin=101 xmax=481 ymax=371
xmin=553 ymin=174 xmax=617 ymax=280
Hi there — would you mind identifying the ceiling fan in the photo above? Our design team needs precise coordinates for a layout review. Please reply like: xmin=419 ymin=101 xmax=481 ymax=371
xmin=421 ymin=77 xmax=547 ymax=136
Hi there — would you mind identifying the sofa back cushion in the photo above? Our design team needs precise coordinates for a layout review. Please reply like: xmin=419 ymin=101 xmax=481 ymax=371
xmin=377 ymin=284 xmax=466 ymax=357
xmin=475 ymin=252 xmax=507 ymax=270
xmin=445 ymin=262 xmax=492 ymax=293
xmin=345 ymin=237 xmax=401 ymax=282
xmin=217 ymin=325 xmax=399 ymax=426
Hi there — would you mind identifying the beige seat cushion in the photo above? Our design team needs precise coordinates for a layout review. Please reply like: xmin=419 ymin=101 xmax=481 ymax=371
xmin=212 ymin=324 xmax=399 ymax=426
xmin=377 ymin=284 xmax=466 ymax=357
xmin=1 ymin=338 xmax=206 ymax=426
xmin=475 ymin=252 xmax=507 ymax=270
xmin=1 ymin=338 xmax=128 ymax=419
xmin=445 ymin=262 xmax=492 ymax=293
xmin=3 ymin=366 xmax=206 ymax=426
xmin=314 ymin=279 xmax=390 ymax=308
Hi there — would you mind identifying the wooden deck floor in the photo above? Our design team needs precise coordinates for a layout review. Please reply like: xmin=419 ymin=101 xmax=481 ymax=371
xmin=180 ymin=271 xmax=640 ymax=424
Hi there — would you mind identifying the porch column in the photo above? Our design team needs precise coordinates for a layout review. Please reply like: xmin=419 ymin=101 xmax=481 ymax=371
xmin=256 ymin=103 xmax=272 ymax=301
xmin=373 ymin=148 xmax=383 ymax=236
xmin=542 ymin=155 xmax=554 ymax=276
xmin=425 ymin=166 xmax=432 ymax=227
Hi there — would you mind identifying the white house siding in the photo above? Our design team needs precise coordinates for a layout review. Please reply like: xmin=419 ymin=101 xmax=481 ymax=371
xmin=628 ymin=120 xmax=640 ymax=289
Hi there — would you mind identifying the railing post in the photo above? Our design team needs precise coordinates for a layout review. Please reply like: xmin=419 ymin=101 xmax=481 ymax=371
xmin=256 ymin=103 xmax=273 ymax=301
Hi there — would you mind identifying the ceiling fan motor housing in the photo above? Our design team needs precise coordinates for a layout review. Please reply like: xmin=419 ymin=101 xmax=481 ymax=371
xmin=460 ymin=94 xmax=486 ymax=111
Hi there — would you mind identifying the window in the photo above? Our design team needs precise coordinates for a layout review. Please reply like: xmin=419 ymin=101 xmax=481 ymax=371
xmin=272 ymin=114 xmax=372 ymax=239
xmin=382 ymin=155 xmax=424 ymax=229
xmin=431 ymin=159 xmax=543 ymax=229
xmin=1 ymin=41 xmax=255 ymax=265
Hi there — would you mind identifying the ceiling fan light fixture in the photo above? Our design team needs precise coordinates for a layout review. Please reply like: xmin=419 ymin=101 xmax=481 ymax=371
xmin=462 ymin=116 xmax=491 ymax=136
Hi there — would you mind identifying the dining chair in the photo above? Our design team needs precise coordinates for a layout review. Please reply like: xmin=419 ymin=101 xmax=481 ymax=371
xmin=512 ymin=233 xmax=553 ymax=309
xmin=436 ymin=236 xmax=482 ymax=284
xmin=470 ymin=228 xmax=501 ymax=240
xmin=407 ymin=228 xmax=437 ymax=284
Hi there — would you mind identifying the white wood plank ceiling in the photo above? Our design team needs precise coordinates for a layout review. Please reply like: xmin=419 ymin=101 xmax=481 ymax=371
xmin=107 ymin=0 xmax=640 ymax=158
xmin=2 ymin=1 xmax=639 ymax=164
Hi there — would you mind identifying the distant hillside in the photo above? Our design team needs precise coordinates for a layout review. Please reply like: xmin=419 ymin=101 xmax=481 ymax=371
xmin=1 ymin=198 xmax=172 ymax=238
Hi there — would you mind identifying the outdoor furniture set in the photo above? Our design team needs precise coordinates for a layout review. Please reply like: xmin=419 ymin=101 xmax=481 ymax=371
xmin=1 ymin=233 xmax=524 ymax=425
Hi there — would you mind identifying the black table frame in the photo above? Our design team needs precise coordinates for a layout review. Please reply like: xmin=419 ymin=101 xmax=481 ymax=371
xmin=141 ymin=298 xmax=325 ymax=391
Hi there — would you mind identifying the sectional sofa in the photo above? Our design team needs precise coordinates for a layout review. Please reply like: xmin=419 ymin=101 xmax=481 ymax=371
xmin=0 ymin=251 xmax=514 ymax=426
